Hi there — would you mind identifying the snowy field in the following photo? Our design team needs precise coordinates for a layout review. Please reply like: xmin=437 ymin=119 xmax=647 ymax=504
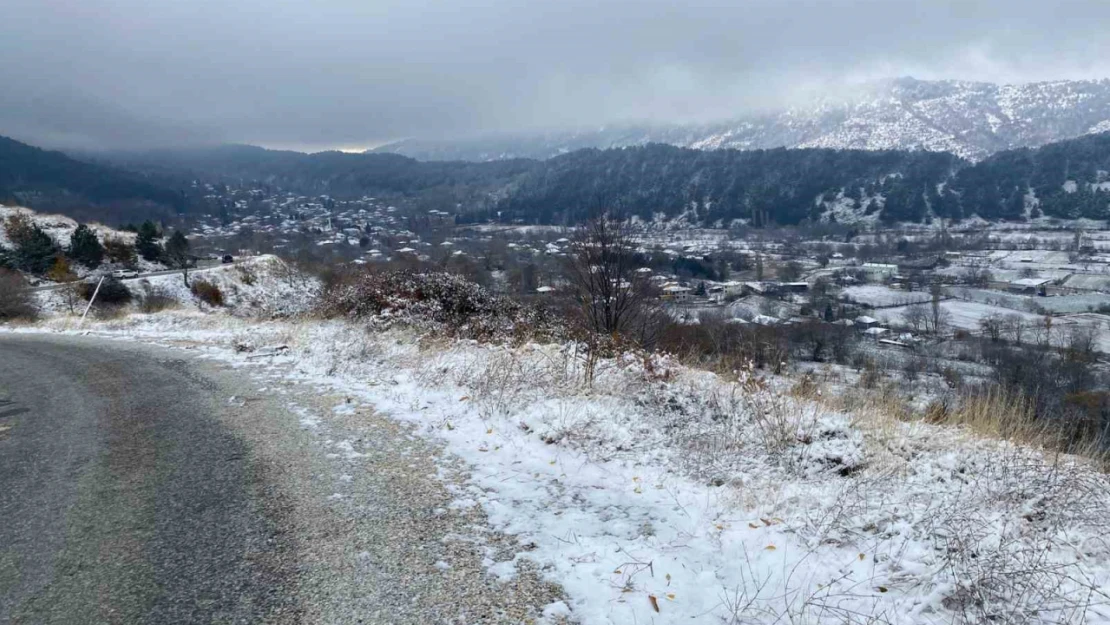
xmin=1065 ymin=273 xmax=1110 ymax=292
xmin=949 ymin=287 xmax=1110 ymax=314
xmin=841 ymin=285 xmax=932 ymax=308
xmin=881 ymin=300 xmax=1045 ymax=331
xmin=6 ymin=302 xmax=1110 ymax=623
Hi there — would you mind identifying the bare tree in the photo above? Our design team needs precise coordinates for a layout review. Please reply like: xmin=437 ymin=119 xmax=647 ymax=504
xmin=979 ymin=313 xmax=1004 ymax=342
xmin=928 ymin=282 xmax=949 ymax=335
xmin=164 ymin=231 xmax=192 ymax=286
xmin=1066 ymin=324 xmax=1098 ymax=361
xmin=564 ymin=216 xmax=660 ymax=348
xmin=1002 ymin=313 xmax=1026 ymax=345
xmin=902 ymin=303 xmax=928 ymax=333
xmin=1034 ymin=315 xmax=1055 ymax=348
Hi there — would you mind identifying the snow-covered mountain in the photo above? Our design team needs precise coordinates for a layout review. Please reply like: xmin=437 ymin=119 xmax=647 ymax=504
xmin=373 ymin=77 xmax=1110 ymax=162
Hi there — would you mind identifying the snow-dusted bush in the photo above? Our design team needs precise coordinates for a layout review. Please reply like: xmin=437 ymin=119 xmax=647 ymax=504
xmin=316 ymin=270 xmax=558 ymax=341
xmin=0 ymin=268 xmax=37 ymax=321
xmin=190 ymin=279 xmax=225 ymax=307
xmin=136 ymin=283 xmax=177 ymax=313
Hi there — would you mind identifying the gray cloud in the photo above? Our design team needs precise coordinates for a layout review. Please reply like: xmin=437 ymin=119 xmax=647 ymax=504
xmin=2 ymin=0 xmax=1109 ymax=150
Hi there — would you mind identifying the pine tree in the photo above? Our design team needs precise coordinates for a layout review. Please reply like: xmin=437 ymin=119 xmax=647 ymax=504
xmin=68 ymin=224 xmax=105 ymax=268
xmin=14 ymin=225 xmax=60 ymax=275
xmin=136 ymin=221 xmax=163 ymax=262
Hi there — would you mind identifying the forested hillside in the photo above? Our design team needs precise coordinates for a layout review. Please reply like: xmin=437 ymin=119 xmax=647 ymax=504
xmin=21 ymin=131 xmax=1110 ymax=227
xmin=0 ymin=136 xmax=183 ymax=223
xmin=953 ymin=131 xmax=1110 ymax=221
xmin=102 ymin=145 xmax=539 ymax=196
xmin=486 ymin=144 xmax=965 ymax=226
xmin=486 ymin=133 xmax=1110 ymax=225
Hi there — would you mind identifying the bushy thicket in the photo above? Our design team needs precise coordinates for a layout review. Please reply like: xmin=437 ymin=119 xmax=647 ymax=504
xmin=316 ymin=269 xmax=557 ymax=341
xmin=190 ymin=279 xmax=224 ymax=306
xmin=78 ymin=276 xmax=131 ymax=305
xmin=0 ymin=268 xmax=38 ymax=321
xmin=136 ymin=283 xmax=177 ymax=313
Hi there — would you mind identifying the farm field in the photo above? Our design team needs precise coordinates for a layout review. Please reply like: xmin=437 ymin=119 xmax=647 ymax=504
xmin=881 ymin=300 xmax=1044 ymax=331
xmin=948 ymin=287 xmax=1110 ymax=314
xmin=841 ymin=285 xmax=931 ymax=307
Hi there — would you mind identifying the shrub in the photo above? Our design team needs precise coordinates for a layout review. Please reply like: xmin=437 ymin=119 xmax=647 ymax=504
xmin=78 ymin=276 xmax=132 ymax=305
xmin=236 ymin=263 xmax=257 ymax=286
xmin=137 ymin=283 xmax=177 ymax=313
xmin=190 ymin=279 xmax=225 ymax=307
xmin=103 ymin=236 xmax=137 ymax=266
xmin=316 ymin=269 xmax=554 ymax=341
xmin=0 ymin=269 xmax=38 ymax=321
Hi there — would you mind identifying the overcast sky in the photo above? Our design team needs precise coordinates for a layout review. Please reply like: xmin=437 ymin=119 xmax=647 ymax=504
xmin=2 ymin=0 xmax=1109 ymax=151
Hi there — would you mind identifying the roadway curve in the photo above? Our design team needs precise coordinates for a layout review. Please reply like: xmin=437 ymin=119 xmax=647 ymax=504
xmin=0 ymin=334 xmax=299 ymax=624
xmin=0 ymin=333 xmax=561 ymax=624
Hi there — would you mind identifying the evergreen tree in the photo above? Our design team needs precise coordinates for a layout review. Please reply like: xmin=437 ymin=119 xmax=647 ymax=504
xmin=13 ymin=225 xmax=60 ymax=275
xmin=0 ymin=243 xmax=10 ymax=269
xmin=136 ymin=221 xmax=163 ymax=262
xmin=68 ymin=224 xmax=104 ymax=268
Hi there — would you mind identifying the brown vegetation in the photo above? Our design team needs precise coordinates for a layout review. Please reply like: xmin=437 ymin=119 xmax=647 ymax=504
xmin=190 ymin=279 xmax=225 ymax=307
xmin=0 ymin=269 xmax=38 ymax=321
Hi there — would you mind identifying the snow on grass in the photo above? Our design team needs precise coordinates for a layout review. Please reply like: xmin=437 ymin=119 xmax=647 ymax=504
xmin=949 ymin=287 xmax=1110 ymax=314
xmin=35 ymin=255 xmax=319 ymax=318
xmin=10 ymin=313 xmax=1110 ymax=624
xmin=881 ymin=300 xmax=1046 ymax=331
xmin=0 ymin=204 xmax=136 ymax=248
xmin=842 ymin=285 xmax=932 ymax=308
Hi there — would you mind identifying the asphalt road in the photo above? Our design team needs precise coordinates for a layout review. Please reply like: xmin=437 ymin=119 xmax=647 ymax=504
xmin=0 ymin=335 xmax=298 ymax=625
xmin=29 ymin=260 xmax=238 ymax=292
xmin=0 ymin=333 xmax=562 ymax=625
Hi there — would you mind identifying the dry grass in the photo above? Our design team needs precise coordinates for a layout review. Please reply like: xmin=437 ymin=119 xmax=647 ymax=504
xmin=805 ymin=373 xmax=1110 ymax=470
xmin=928 ymin=388 xmax=1109 ymax=465
xmin=137 ymin=284 xmax=178 ymax=313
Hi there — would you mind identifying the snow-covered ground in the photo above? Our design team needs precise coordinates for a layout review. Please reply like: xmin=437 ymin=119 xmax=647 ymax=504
xmin=0 ymin=204 xmax=136 ymax=248
xmin=6 ymin=306 xmax=1110 ymax=624
xmin=949 ymin=287 xmax=1110 ymax=315
xmin=35 ymin=255 xmax=318 ymax=318
xmin=841 ymin=285 xmax=932 ymax=308
xmin=881 ymin=300 xmax=1046 ymax=332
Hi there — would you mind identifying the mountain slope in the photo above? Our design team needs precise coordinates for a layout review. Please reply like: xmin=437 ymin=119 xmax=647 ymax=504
xmin=0 ymin=135 xmax=183 ymax=223
xmin=89 ymin=131 xmax=1110 ymax=227
xmin=102 ymin=144 xmax=539 ymax=196
xmin=490 ymin=132 xmax=1110 ymax=226
xmin=373 ymin=78 xmax=1110 ymax=162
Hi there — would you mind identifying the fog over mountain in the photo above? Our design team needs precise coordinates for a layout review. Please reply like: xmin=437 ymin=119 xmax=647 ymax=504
xmin=372 ymin=78 xmax=1110 ymax=162
xmin=3 ymin=0 xmax=1110 ymax=152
